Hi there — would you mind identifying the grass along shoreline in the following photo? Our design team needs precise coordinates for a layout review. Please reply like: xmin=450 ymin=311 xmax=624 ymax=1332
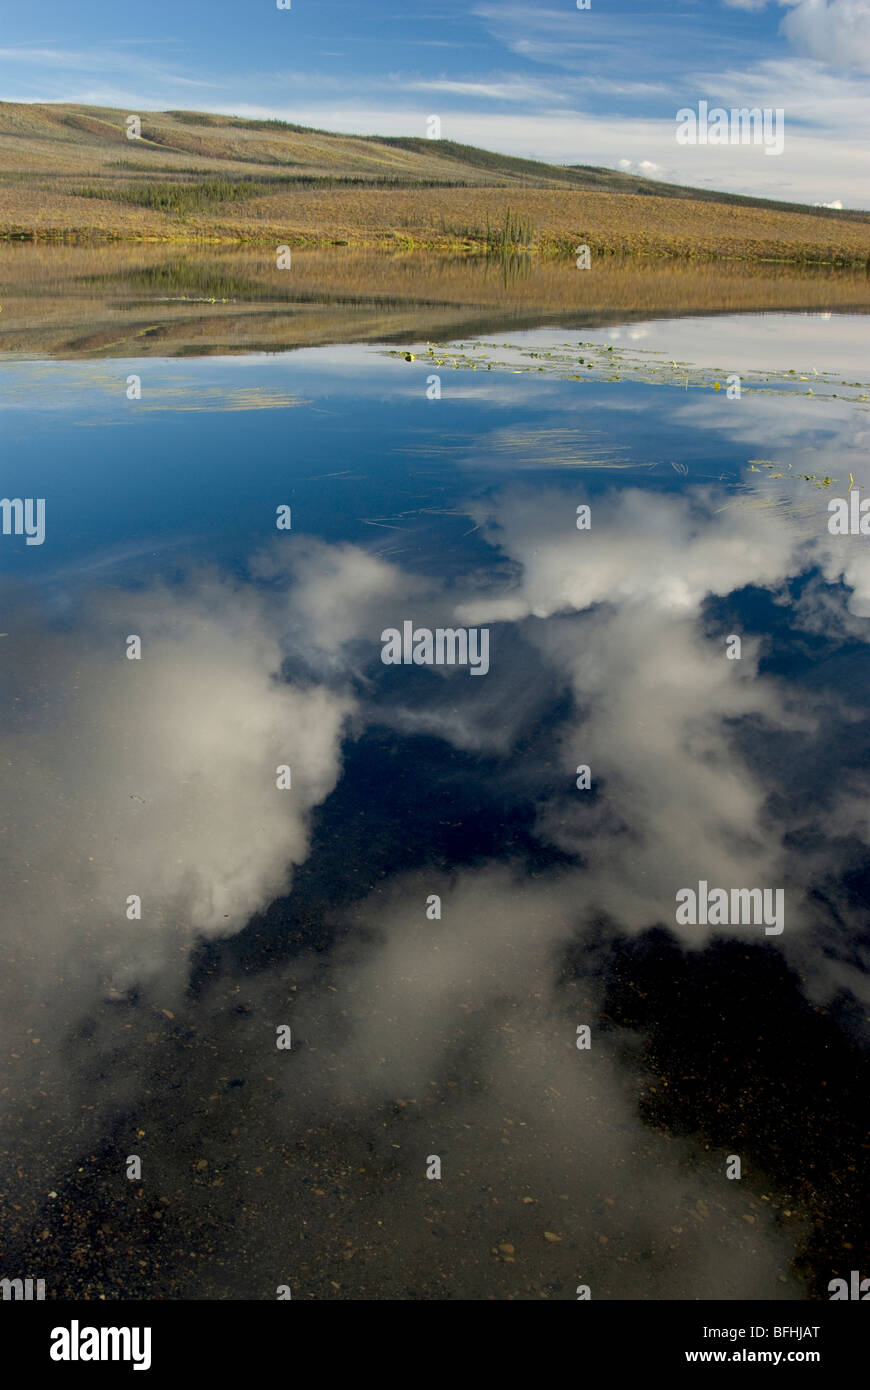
xmin=2 ymin=221 xmax=869 ymax=268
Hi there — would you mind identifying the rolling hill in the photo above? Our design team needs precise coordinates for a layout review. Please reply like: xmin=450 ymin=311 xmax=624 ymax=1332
xmin=1 ymin=102 xmax=869 ymax=265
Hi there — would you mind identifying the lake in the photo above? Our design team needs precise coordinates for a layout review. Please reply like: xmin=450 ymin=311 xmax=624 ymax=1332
xmin=1 ymin=249 xmax=868 ymax=1300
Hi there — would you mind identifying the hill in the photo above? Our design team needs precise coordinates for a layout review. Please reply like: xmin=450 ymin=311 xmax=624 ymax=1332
xmin=1 ymin=102 xmax=869 ymax=265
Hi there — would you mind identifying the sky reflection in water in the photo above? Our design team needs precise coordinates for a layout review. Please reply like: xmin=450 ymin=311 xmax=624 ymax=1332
xmin=1 ymin=313 xmax=868 ymax=1299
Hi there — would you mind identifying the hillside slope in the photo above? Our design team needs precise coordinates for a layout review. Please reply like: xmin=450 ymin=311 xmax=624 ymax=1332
xmin=2 ymin=102 xmax=869 ymax=264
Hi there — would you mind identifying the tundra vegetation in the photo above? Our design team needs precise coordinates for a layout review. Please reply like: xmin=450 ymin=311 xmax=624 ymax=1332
xmin=2 ymin=102 xmax=869 ymax=268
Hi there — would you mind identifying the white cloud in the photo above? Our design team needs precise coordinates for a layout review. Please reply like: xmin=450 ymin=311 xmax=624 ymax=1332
xmin=0 ymin=564 xmax=354 ymax=1022
xmin=432 ymin=475 xmax=869 ymax=1002
xmin=723 ymin=0 xmax=870 ymax=72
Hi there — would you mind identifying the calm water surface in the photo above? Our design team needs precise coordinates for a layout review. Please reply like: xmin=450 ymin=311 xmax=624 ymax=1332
xmin=1 ymin=300 xmax=868 ymax=1299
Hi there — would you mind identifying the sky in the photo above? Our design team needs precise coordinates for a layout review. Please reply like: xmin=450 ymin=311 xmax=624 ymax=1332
xmin=0 ymin=0 xmax=868 ymax=206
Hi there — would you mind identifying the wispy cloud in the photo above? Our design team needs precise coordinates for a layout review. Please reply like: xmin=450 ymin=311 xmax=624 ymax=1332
xmin=0 ymin=42 xmax=217 ymax=90
xmin=401 ymin=77 xmax=559 ymax=102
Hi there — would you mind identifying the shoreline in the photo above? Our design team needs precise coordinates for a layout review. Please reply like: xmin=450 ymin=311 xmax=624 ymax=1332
xmin=2 ymin=226 xmax=869 ymax=268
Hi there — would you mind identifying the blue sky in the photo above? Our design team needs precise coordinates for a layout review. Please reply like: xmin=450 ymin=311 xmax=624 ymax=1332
xmin=1 ymin=0 xmax=868 ymax=206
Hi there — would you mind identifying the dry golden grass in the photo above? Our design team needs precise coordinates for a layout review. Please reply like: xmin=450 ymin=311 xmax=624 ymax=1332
xmin=5 ymin=181 xmax=870 ymax=265
xmin=207 ymin=186 xmax=870 ymax=264
xmin=2 ymin=102 xmax=869 ymax=267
